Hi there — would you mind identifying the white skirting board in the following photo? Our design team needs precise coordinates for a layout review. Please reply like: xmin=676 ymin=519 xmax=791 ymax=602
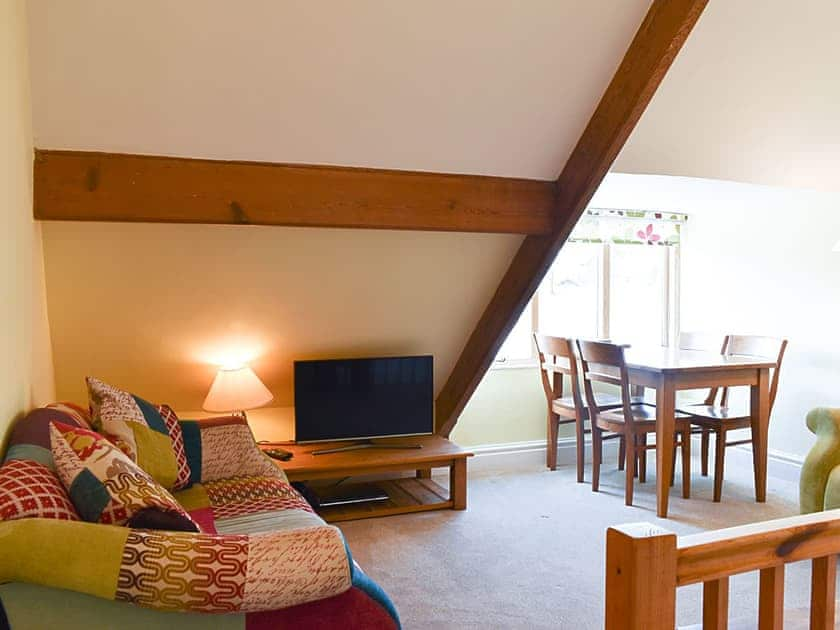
xmin=463 ymin=436 xmax=804 ymax=482
xmin=466 ymin=437 xmax=618 ymax=475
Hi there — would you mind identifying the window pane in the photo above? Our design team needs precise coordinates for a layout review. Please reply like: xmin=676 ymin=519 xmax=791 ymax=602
xmin=496 ymin=305 xmax=534 ymax=362
xmin=609 ymin=245 xmax=666 ymax=346
xmin=537 ymin=242 xmax=600 ymax=338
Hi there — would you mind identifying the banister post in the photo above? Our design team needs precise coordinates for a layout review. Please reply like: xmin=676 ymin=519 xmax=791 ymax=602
xmin=606 ymin=522 xmax=677 ymax=630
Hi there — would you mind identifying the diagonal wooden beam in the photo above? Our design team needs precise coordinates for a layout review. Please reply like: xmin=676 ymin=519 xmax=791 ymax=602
xmin=436 ymin=0 xmax=709 ymax=435
xmin=33 ymin=150 xmax=556 ymax=235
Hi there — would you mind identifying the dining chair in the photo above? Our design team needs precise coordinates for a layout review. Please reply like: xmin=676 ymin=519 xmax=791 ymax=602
xmin=678 ymin=331 xmax=729 ymax=477
xmin=678 ymin=334 xmax=788 ymax=502
xmin=577 ymin=339 xmax=693 ymax=506
xmin=534 ymin=334 xmax=629 ymax=481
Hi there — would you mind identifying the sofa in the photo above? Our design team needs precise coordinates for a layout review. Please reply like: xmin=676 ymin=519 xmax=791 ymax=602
xmin=0 ymin=402 xmax=400 ymax=629
xmin=800 ymin=407 xmax=840 ymax=514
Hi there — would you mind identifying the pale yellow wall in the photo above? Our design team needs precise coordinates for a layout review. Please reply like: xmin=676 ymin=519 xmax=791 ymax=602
xmin=450 ymin=367 xmax=551 ymax=447
xmin=0 ymin=0 xmax=56 ymax=444
xmin=42 ymin=222 xmax=521 ymax=433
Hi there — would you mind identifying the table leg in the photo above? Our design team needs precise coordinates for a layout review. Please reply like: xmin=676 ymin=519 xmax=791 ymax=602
xmin=751 ymin=367 xmax=771 ymax=503
xmin=450 ymin=458 xmax=467 ymax=510
xmin=656 ymin=376 xmax=676 ymax=518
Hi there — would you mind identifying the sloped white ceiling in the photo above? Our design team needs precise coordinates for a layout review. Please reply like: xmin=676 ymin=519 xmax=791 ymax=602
xmin=27 ymin=0 xmax=651 ymax=178
xmin=615 ymin=0 xmax=840 ymax=192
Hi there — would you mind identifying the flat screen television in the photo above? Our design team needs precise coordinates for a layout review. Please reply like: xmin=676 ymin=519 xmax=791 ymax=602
xmin=294 ymin=355 xmax=434 ymax=445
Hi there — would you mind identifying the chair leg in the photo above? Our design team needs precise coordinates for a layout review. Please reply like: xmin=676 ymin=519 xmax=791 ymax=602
xmin=624 ymin=432 xmax=636 ymax=507
xmin=633 ymin=435 xmax=639 ymax=478
xmin=713 ymin=428 xmax=726 ymax=502
xmin=618 ymin=436 xmax=625 ymax=471
xmin=592 ymin=427 xmax=602 ymax=493
xmin=670 ymin=441 xmax=677 ymax=488
xmin=638 ymin=434 xmax=647 ymax=484
xmin=546 ymin=412 xmax=559 ymax=471
xmin=575 ymin=415 xmax=585 ymax=483
xmin=681 ymin=430 xmax=691 ymax=499
xmin=700 ymin=428 xmax=710 ymax=477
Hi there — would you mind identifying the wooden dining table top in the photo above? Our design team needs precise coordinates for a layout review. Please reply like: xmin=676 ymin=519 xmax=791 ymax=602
xmin=541 ymin=345 xmax=777 ymax=375
xmin=622 ymin=346 xmax=777 ymax=374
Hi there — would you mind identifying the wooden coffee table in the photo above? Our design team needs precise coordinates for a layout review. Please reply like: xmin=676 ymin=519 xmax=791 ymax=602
xmin=264 ymin=435 xmax=472 ymax=522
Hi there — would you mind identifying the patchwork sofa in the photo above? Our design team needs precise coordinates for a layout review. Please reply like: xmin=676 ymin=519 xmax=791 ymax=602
xmin=0 ymin=402 xmax=400 ymax=629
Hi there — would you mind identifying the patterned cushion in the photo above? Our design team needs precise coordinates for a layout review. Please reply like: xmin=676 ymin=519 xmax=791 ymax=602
xmin=49 ymin=421 xmax=199 ymax=532
xmin=86 ymin=377 xmax=191 ymax=490
xmin=0 ymin=459 xmax=79 ymax=521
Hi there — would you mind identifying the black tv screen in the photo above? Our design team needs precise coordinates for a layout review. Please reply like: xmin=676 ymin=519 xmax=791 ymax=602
xmin=294 ymin=355 xmax=434 ymax=443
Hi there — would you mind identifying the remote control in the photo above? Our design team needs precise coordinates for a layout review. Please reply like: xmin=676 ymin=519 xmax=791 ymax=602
xmin=265 ymin=448 xmax=293 ymax=461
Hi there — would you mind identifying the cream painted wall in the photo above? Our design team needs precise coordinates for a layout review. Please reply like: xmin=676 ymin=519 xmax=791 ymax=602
xmin=450 ymin=367 xmax=548 ymax=447
xmin=593 ymin=173 xmax=840 ymax=461
xmin=1 ymin=0 xmax=56 ymax=445
xmin=41 ymin=222 xmax=522 ymax=430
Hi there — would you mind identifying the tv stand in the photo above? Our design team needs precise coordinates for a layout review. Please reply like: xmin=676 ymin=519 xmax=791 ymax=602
xmin=310 ymin=439 xmax=423 ymax=455
xmin=263 ymin=436 xmax=472 ymax=522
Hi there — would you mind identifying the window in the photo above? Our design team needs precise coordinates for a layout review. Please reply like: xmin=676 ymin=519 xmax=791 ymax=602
xmin=494 ymin=208 xmax=686 ymax=365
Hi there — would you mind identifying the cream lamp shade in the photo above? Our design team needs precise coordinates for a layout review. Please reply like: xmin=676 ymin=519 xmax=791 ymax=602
xmin=203 ymin=366 xmax=274 ymax=413
xmin=833 ymin=240 xmax=840 ymax=252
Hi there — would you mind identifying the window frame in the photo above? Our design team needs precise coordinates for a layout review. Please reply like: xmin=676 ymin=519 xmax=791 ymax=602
xmin=492 ymin=211 xmax=684 ymax=368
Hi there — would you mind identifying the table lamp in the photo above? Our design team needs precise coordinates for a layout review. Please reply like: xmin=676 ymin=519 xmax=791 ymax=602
xmin=203 ymin=365 xmax=273 ymax=419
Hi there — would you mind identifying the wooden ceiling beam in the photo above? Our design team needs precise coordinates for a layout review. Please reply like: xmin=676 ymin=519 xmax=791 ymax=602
xmin=33 ymin=150 xmax=556 ymax=235
xmin=435 ymin=0 xmax=709 ymax=435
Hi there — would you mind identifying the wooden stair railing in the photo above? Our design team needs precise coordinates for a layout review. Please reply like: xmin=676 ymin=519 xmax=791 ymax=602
xmin=605 ymin=509 xmax=840 ymax=629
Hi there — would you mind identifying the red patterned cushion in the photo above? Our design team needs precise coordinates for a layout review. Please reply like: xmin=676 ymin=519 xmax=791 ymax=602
xmin=50 ymin=422 xmax=199 ymax=531
xmin=0 ymin=459 xmax=79 ymax=521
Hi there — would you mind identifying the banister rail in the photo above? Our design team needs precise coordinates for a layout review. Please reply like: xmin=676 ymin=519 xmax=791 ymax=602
xmin=605 ymin=509 xmax=840 ymax=629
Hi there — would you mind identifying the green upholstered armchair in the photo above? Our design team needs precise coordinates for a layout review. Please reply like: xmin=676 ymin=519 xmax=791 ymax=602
xmin=800 ymin=408 xmax=840 ymax=513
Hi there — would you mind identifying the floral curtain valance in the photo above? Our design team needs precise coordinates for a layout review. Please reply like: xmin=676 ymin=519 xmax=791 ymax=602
xmin=569 ymin=208 xmax=688 ymax=246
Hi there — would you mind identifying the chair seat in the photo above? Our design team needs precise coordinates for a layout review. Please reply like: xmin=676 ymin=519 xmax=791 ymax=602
xmin=679 ymin=403 xmax=751 ymax=422
xmin=598 ymin=404 xmax=691 ymax=430
xmin=552 ymin=394 xmax=644 ymax=414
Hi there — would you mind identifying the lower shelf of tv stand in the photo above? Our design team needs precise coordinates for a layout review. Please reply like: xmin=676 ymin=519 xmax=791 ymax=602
xmin=263 ymin=435 xmax=472 ymax=521
xmin=314 ymin=477 xmax=452 ymax=523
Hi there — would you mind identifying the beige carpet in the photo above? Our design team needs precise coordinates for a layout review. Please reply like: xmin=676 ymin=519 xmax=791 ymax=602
xmin=339 ymin=454 xmax=830 ymax=629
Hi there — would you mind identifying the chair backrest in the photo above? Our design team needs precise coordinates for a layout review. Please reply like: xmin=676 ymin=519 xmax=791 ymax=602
xmin=576 ymin=339 xmax=635 ymax=425
xmin=722 ymin=335 xmax=788 ymax=410
xmin=533 ymin=334 xmax=584 ymax=414
xmin=678 ymin=331 xmax=729 ymax=405
xmin=678 ymin=331 xmax=728 ymax=353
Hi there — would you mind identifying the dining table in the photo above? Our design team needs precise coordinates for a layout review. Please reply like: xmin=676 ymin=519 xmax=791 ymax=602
xmin=623 ymin=346 xmax=777 ymax=518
